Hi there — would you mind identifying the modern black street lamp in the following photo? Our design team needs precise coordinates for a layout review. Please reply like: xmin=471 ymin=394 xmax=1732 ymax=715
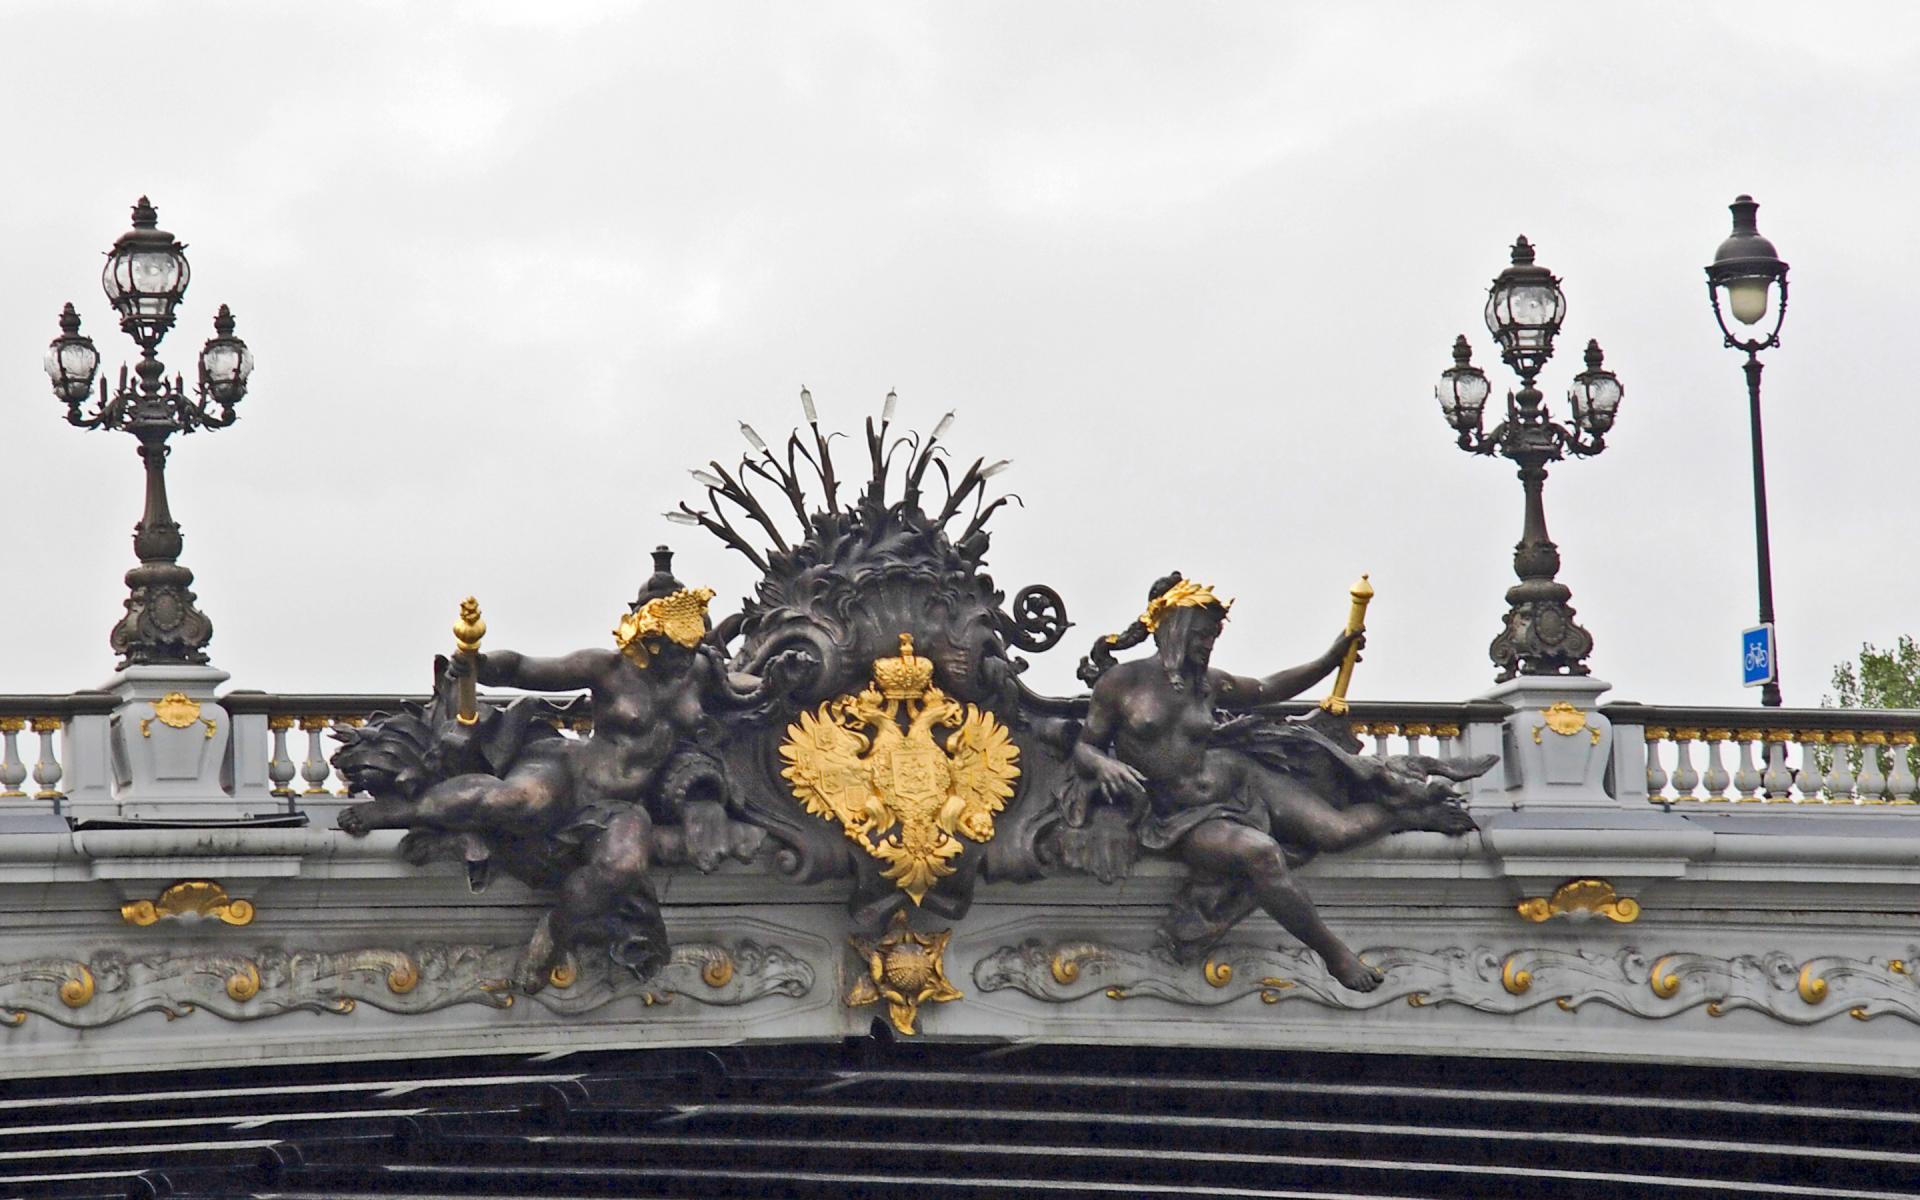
xmin=43 ymin=197 xmax=255 ymax=669
xmin=1436 ymin=236 xmax=1623 ymax=683
xmin=1706 ymin=194 xmax=1789 ymax=708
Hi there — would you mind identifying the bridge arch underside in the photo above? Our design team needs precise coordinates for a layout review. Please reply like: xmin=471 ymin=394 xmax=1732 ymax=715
xmin=1 ymin=1039 xmax=1914 ymax=1199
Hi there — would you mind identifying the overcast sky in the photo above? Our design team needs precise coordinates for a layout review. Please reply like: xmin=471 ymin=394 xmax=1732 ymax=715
xmin=4 ymin=2 xmax=1916 ymax=710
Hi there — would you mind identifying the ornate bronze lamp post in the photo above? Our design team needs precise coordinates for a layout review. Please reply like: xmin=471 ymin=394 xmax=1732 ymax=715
xmin=1436 ymin=237 xmax=1622 ymax=682
xmin=1706 ymin=194 xmax=1789 ymax=708
xmin=43 ymin=197 xmax=254 ymax=669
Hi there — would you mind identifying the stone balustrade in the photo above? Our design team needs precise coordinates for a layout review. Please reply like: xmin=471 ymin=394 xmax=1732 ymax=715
xmin=21 ymin=687 xmax=1920 ymax=820
xmin=1603 ymin=704 xmax=1920 ymax=806
xmin=0 ymin=693 xmax=114 ymax=816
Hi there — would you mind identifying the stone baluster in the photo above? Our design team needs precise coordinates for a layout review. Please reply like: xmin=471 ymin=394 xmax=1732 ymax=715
xmin=1701 ymin=730 xmax=1732 ymax=801
xmin=1762 ymin=729 xmax=1795 ymax=801
xmin=1403 ymin=723 xmax=1431 ymax=760
xmin=30 ymin=718 xmax=64 ymax=806
xmin=1434 ymin=722 xmax=1462 ymax=758
xmin=1644 ymin=727 xmax=1670 ymax=802
xmin=1889 ymin=732 xmax=1918 ymax=805
xmin=267 ymin=716 xmax=297 ymax=798
xmin=1731 ymin=730 xmax=1763 ymax=801
xmin=1370 ymin=723 xmax=1397 ymax=759
xmin=1857 ymin=732 xmax=1890 ymax=804
xmin=1824 ymin=731 xmax=1858 ymax=804
xmin=0 ymin=719 xmax=26 ymax=799
xmin=299 ymin=717 xmax=333 ymax=796
xmin=1795 ymin=731 xmax=1827 ymax=803
xmin=1669 ymin=729 xmax=1701 ymax=802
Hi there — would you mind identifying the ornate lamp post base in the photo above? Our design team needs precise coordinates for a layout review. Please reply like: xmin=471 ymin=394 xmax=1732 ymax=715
xmin=113 ymin=562 xmax=214 ymax=667
xmin=1490 ymin=558 xmax=1594 ymax=682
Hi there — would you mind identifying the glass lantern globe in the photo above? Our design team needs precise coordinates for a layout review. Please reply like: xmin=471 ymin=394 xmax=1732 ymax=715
xmin=1484 ymin=236 xmax=1566 ymax=380
xmin=44 ymin=303 xmax=100 ymax=405
xmin=1567 ymin=339 xmax=1623 ymax=436
xmin=1435 ymin=335 xmax=1490 ymax=431
xmin=101 ymin=197 xmax=190 ymax=350
xmin=196 ymin=305 xmax=253 ymax=406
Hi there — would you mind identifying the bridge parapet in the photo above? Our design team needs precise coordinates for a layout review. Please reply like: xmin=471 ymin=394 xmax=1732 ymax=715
xmin=4 ymin=681 xmax=1919 ymax=1080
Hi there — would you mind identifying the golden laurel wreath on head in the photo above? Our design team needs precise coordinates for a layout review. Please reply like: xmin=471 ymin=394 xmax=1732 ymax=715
xmin=1106 ymin=578 xmax=1234 ymax=644
xmin=613 ymin=586 xmax=716 ymax=667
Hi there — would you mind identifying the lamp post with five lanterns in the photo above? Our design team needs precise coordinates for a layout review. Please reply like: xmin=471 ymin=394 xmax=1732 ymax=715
xmin=43 ymin=197 xmax=255 ymax=669
xmin=1435 ymin=236 xmax=1623 ymax=683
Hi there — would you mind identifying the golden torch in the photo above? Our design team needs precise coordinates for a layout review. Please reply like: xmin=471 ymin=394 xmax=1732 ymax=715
xmin=452 ymin=597 xmax=486 ymax=725
xmin=1318 ymin=574 xmax=1373 ymax=715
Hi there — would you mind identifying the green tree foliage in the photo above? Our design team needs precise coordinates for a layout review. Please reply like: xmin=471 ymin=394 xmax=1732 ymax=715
xmin=1828 ymin=635 xmax=1920 ymax=711
xmin=1822 ymin=636 xmax=1920 ymax=783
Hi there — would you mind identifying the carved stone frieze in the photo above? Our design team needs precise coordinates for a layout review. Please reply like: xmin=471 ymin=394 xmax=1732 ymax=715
xmin=0 ymin=939 xmax=813 ymax=1030
xmin=973 ymin=941 xmax=1920 ymax=1027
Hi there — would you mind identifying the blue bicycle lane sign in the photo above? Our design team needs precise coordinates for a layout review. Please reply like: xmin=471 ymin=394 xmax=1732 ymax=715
xmin=1742 ymin=624 xmax=1776 ymax=689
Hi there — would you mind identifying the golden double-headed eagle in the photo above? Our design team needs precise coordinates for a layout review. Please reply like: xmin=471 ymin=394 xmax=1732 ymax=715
xmin=780 ymin=634 xmax=1020 ymax=903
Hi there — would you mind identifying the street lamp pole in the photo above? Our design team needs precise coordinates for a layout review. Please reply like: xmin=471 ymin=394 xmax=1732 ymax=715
xmin=1435 ymin=237 xmax=1623 ymax=683
xmin=1705 ymin=194 xmax=1789 ymax=708
xmin=43 ymin=198 xmax=255 ymax=669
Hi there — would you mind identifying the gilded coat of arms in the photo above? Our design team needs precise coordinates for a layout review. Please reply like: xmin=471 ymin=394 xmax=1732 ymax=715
xmin=780 ymin=634 xmax=1020 ymax=903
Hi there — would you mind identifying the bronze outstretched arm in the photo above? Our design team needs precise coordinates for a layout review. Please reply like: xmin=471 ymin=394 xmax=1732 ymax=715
xmin=476 ymin=649 xmax=614 ymax=693
xmin=1211 ymin=629 xmax=1362 ymax=708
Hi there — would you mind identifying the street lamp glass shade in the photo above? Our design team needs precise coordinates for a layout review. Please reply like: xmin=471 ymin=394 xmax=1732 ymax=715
xmin=1568 ymin=339 xmax=1622 ymax=436
xmin=1484 ymin=236 xmax=1565 ymax=375
xmin=1706 ymin=195 xmax=1788 ymax=338
xmin=101 ymin=197 xmax=190 ymax=348
xmin=196 ymin=306 xmax=252 ymax=406
xmin=1727 ymin=278 xmax=1771 ymax=326
xmin=1436 ymin=335 xmax=1489 ymax=430
xmin=44 ymin=305 xmax=100 ymax=404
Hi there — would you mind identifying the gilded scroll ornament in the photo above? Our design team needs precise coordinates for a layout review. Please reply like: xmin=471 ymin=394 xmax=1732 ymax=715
xmin=1516 ymin=878 xmax=1640 ymax=924
xmin=225 ymin=962 xmax=261 ymax=1002
xmin=120 ymin=881 xmax=255 ymax=927
xmin=846 ymin=911 xmax=961 ymax=1035
xmin=59 ymin=964 xmax=95 ymax=1009
xmin=781 ymin=634 xmax=1020 ymax=903
xmin=140 ymin=692 xmax=216 ymax=739
xmin=700 ymin=953 xmax=736 ymax=989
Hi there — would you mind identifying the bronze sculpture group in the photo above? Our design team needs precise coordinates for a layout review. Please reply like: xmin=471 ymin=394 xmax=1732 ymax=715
xmin=336 ymin=405 xmax=1494 ymax=998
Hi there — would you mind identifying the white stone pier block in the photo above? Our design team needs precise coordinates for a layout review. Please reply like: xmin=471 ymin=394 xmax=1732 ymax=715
xmin=1479 ymin=675 xmax=1615 ymax=811
xmin=104 ymin=665 xmax=260 ymax=821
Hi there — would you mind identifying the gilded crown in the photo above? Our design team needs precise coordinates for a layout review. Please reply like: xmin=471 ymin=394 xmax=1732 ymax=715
xmin=872 ymin=633 xmax=935 ymax=699
xmin=614 ymin=586 xmax=716 ymax=667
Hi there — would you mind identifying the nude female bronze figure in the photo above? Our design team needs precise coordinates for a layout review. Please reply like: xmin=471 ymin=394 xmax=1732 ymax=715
xmin=336 ymin=584 xmax=810 ymax=991
xmin=1065 ymin=573 xmax=1494 ymax=991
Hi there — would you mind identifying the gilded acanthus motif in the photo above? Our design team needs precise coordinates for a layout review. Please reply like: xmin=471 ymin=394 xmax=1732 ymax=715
xmin=846 ymin=910 xmax=963 ymax=1034
xmin=781 ymin=634 xmax=1020 ymax=903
